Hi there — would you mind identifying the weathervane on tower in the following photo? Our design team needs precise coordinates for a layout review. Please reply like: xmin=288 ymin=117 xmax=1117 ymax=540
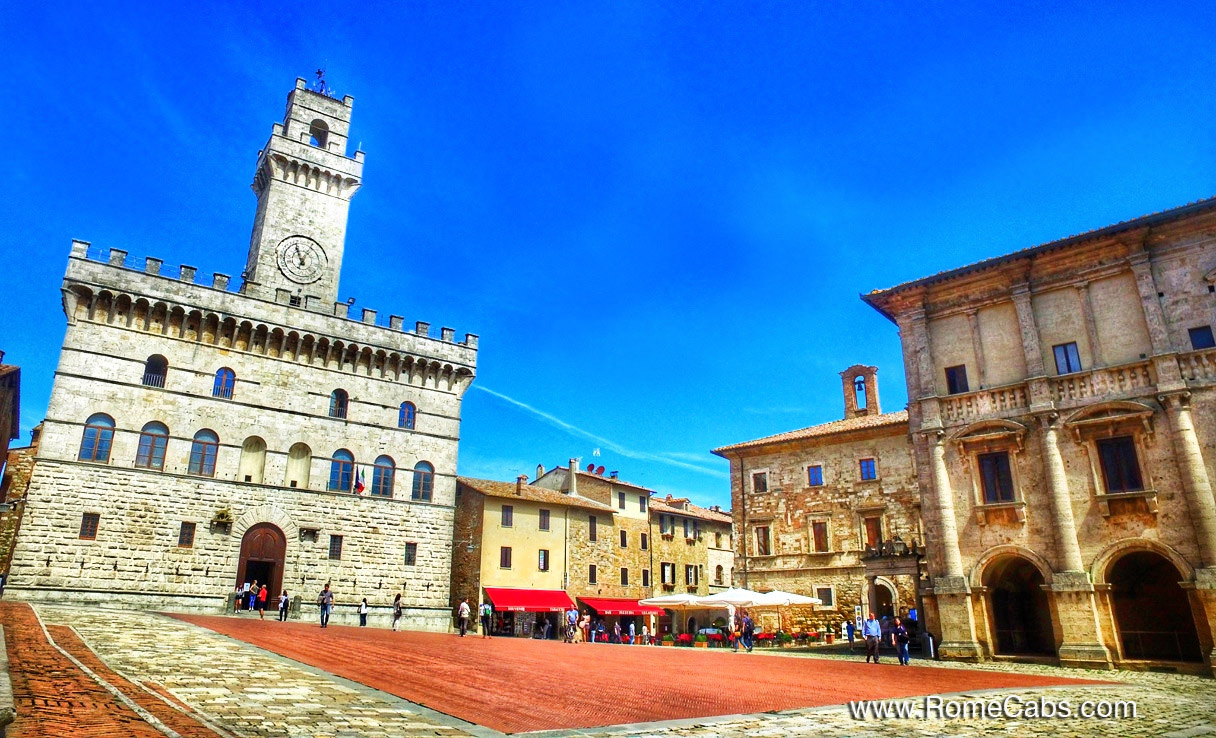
xmin=312 ymin=68 xmax=335 ymax=98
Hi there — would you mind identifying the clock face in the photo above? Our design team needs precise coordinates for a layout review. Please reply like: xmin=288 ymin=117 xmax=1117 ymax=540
xmin=276 ymin=236 xmax=327 ymax=284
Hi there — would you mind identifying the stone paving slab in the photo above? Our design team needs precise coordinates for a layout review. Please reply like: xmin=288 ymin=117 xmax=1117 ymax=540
xmin=17 ymin=605 xmax=1216 ymax=736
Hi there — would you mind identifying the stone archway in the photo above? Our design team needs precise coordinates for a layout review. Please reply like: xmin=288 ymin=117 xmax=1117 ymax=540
xmin=1108 ymin=551 xmax=1202 ymax=662
xmin=236 ymin=523 xmax=287 ymax=606
xmin=982 ymin=556 xmax=1054 ymax=655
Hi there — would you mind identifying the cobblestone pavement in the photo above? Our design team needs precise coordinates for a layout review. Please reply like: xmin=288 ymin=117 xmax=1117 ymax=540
xmin=9 ymin=604 xmax=1216 ymax=737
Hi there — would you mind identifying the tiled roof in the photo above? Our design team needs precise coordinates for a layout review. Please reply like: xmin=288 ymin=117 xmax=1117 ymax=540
xmin=649 ymin=496 xmax=732 ymax=524
xmin=862 ymin=196 xmax=1216 ymax=320
xmin=457 ymin=477 xmax=615 ymax=512
xmin=712 ymin=410 xmax=909 ymax=455
xmin=573 ymin=469 xmax=653 ymax=493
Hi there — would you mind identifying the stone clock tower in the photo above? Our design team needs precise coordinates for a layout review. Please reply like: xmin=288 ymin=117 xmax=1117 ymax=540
xmin=243 ymin=77 xmax=365 ymax=306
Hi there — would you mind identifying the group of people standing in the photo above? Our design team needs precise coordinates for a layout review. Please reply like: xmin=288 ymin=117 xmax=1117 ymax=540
xmin=315 ymin=586 xmax=406 ymax=630
xmin=845 ymin=612 xmax=912 ymax=665
xmin=234 ymin=581 xmax=293 ymax=621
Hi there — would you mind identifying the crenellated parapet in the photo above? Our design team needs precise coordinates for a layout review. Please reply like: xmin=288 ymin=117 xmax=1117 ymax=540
xmin=65 ymin=240 xmax=477 ymax=394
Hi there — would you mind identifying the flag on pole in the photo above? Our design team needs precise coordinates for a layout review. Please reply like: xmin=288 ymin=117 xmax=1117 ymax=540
xmin=354 ymin=466 xmax=365 ymax=494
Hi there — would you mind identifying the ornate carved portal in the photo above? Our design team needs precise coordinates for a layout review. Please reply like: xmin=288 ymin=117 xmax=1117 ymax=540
xmin=236 ymin=523 xmax=287 ymax=605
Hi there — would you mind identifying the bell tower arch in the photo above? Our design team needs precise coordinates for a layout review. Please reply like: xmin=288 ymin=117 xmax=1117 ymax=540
xmin=243 ymin=77 xmax=365 ymax=307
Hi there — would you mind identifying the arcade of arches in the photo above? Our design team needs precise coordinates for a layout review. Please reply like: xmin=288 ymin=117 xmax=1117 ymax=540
xmin=973 ymin=549 xmax=1206 ymax=666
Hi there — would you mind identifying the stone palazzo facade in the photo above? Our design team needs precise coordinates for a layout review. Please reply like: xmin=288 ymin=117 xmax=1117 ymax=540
xmin=714 ymin=366 xmax=923 ymax=634
xmin=5 ymin=79 xmax=477 ymax=630
xmin=864 ymin=197 xmax=1216 ymax=675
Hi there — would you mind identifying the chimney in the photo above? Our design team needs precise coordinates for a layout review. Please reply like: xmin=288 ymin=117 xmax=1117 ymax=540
xmin=515 ymin=475 xmax=527 ymax=496
xmin=568 ymin=458 xmax=579 ymax=495
xmin=536 ymin=464 xmax=545 ymax=481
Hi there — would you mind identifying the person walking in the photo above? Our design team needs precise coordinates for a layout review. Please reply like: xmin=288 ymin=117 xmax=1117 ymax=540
xmin=613 ymin=621 xmax=622 ymax=644
xmin=392 ymin=593 xmax=403 ymax=632
xmin=892 ymin=617 xmax=910 ymax=665
xmin=257 ymin=584 xmax=268 ymax=620
xmin=846 ymin=619 xmax=856 ymax=651
xmin=278 ymin=589 xmax=290 ymax=621
xmin=457 ymin=598 xmax=470 ymax=636
xmin=234 ymin=584 xmax=243 ymax=614
xmin=742 ymin=611 xmax=755 ymax=652
xmin=641 ymin=624 xmax=650 ymax=646
xmin=863 ymin=612 xmax=882 ymax=663
xmin=318 ymin=583 xmax=334 ymax=628
xmin=479 ymin=600 xmax=493 ymax=639
xmin=358 ymin=598 xmax=369 ymax=627
xmin=628 ymin=621 xmax=636 ymax=645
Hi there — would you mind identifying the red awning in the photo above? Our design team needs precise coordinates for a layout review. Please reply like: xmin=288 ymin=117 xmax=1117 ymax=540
xmin=484 ymin=587 xmax=575 ymax=613
xmin=579 ymin=597 xmax=665 ymax=616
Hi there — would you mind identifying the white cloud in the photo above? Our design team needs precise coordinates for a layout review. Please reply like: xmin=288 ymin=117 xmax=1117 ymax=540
xmin=473 ymin=385 xmax=727 ymax=479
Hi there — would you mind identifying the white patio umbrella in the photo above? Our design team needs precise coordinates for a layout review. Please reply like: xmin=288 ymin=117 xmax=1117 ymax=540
xmin=695 ymin=587 xmax=767 ymax=607
xmin=640 ymin=593 xmax=730 ymax=635
xmin=749 ymin=590 xmax=821 ymax=635
xmin=639 ymin=593 xmax=705 ymax=608
xmin=752 ymin=590 xmax=821 ymax=606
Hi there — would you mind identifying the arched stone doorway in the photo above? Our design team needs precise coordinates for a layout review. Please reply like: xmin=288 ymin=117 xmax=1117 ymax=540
xmin=983 ymin=556 xmax=1054 ymax=655
xmin=236 ymin=523 xmax=286 ymax=605
xmin=1108 ymin=551 xmax=1202 ymax=662
xmin=863 ymin=577 xmax=897 ymax=618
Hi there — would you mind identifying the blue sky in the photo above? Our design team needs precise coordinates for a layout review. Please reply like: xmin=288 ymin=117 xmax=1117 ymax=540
xmin=3 ymin=2 xmax=1215 ymax=508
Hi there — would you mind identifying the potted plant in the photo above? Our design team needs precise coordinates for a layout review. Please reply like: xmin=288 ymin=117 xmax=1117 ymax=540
xmin=694 ymin=634 xmax=708 ymax=648
xmin=825 ymin=630 xmax=835 ymax=644
xmin=778 ymin=631 xmax=794 ymax=648
xmin=210 ymin=507 xmax=234 ymax=533
xmin=661 ymin=634 xmax=674 ymax=647
xmin=676 ymin=633 xmax=694 ymax=647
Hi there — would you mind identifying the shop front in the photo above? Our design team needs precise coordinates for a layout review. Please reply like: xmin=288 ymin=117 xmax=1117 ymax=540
xmin=483 ymin=587 xmax=575 ymax=638
xmin=579 ymin=597 xmax=665 ymax=643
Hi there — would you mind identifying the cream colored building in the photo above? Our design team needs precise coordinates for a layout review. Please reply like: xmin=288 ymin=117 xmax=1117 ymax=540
xmin=451 ymin=476 xmax=613 ymax=636
xmin=864 ymin=197 xmax=1216 ymax=675
xmin=5 ymin=79 xmax=477 ymax=630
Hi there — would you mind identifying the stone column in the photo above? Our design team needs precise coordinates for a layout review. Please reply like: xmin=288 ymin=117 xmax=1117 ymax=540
xmin=1076 ymin=282 xmax=1103 ymax=369
xmin=924 ymin=430 xmax=981 ymax=660
xmin=1129 ymin=254 xmax=1185 ymax=389
xmin=1039 ymin=414 xmax=1114 ymax=669
xmin=1040 ymin=415 xmax=1084 ymax=573
xmin=967 ymin=310 xmax=987 ymax=388
xmin=1160 ymin=392 xmax=1216 ymax=675
xmin=1011 ymin=284 xmax=1045 ymax=377
xmin=1161 ymin=393 xmax=1216 ymax=566
xmin=929 ymin=432 xmax=964 ymax=579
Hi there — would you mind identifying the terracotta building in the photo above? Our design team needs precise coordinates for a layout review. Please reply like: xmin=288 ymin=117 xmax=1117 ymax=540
xmin=713 ymin=366 xmax=922 ymax=633
xmin=863 ymin=197 xmax=1216 ymax=675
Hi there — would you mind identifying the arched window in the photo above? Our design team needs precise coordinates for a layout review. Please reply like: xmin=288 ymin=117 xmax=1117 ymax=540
xmin=213 ymin=367 xmax=236 ymax=398
xmin=411 ymin=461 xmax=434 ymax=502
xmin=238 ymin=436 xmax=267 ymax=484
xmin=134 ymin=421 xmax=169 ymax=470
xmin=329 ymin=449 xmax=354 ymax=492
xmin=715 ymin=565 xmax=725 ymax=585
xmin=142 ymin=355 xmax=168 ymax=388
xmin=309 ymin=119 xmax=329 ymax=149
xmin=854 ymin=375 xmax=867 ymax=410
xmin=399 ymin=402 xmax=416 ymax=430
xmin=188 ymin=429 xmax=219 ymax=477
xmin=372 ymin=455 xmax=395 ymax=497
xmin=79 ymin=413 xmax=115 ymax=462
xmin=329 ymin=389 xmax=348 ymax=419
xmin=286 ymin=442 xmax=311 ymax=489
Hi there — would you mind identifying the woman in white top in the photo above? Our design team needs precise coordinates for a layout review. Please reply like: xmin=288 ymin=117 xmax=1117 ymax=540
xmin=359 ymin=597 xmax=369 ymax=627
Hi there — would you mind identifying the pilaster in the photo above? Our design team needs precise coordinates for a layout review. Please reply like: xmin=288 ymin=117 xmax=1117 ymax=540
xmin=1160 ymin=392 xmax=1216 ymax=567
